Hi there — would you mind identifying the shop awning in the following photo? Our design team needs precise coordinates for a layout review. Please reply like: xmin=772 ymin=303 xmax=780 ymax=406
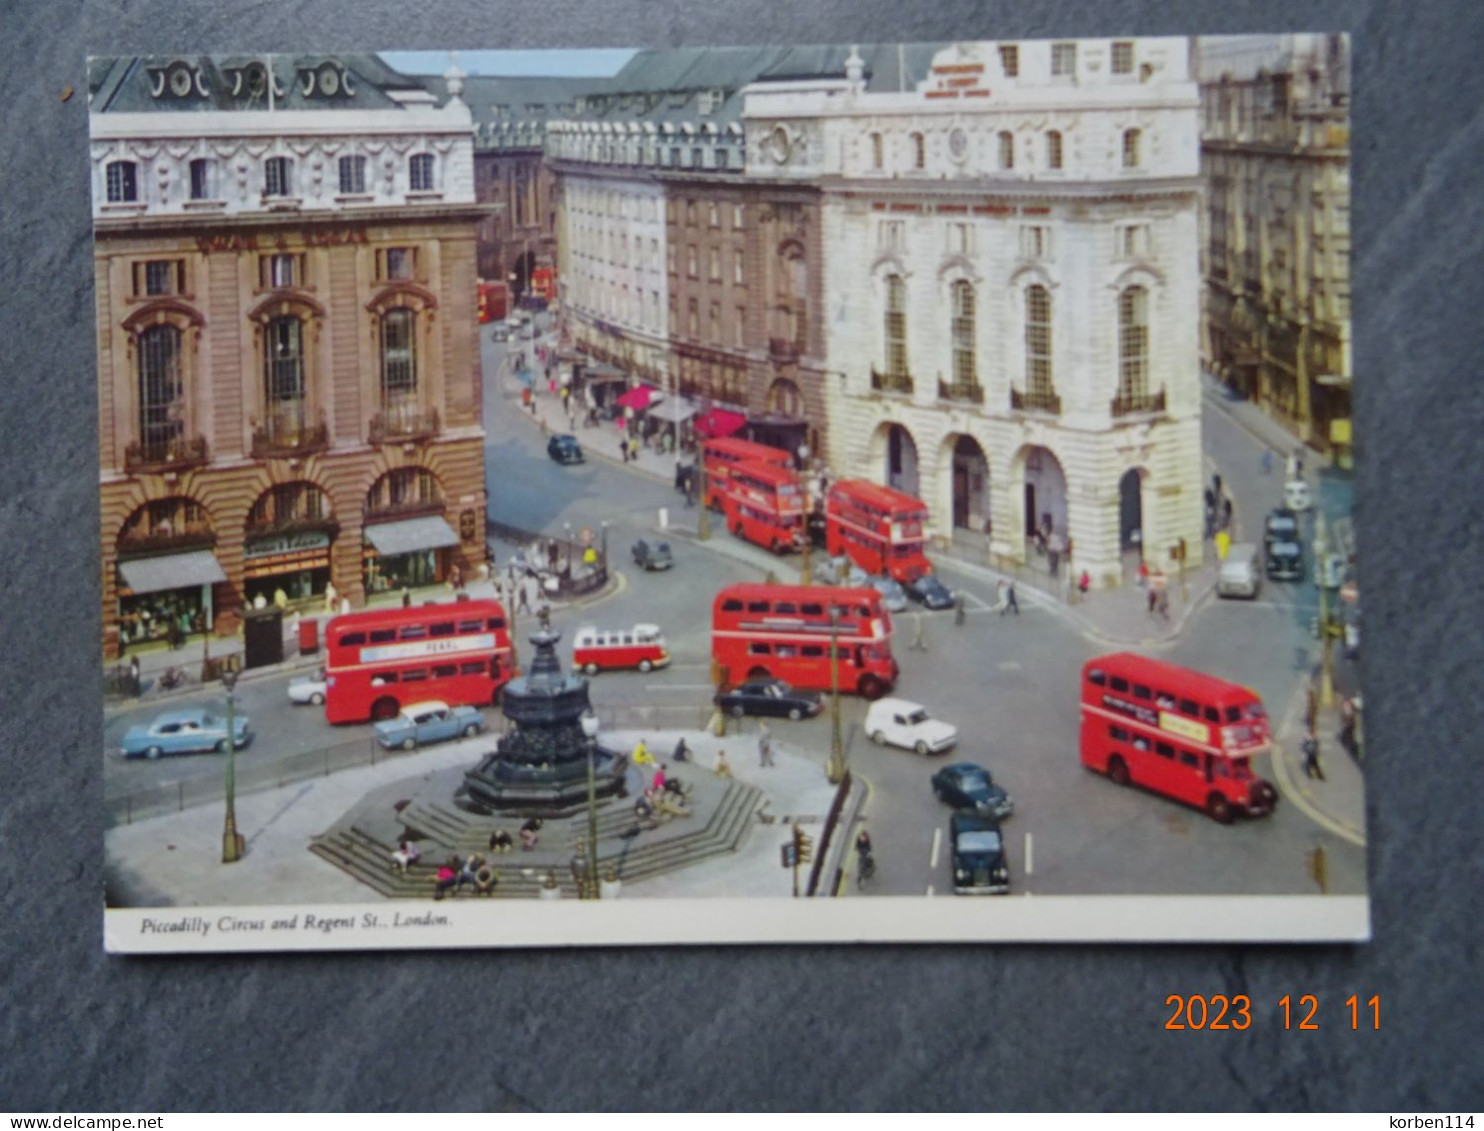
xmin=118 ymin=551 xmax=228 ymax=595
xmin=363 ymin=516 xmax=461 ymax=556
xmin=614 ymin=385 xmax=659 ymax=411
xmin=650 ymin=397 xmax=697 ymax=424
xmin=695 ymin=408 xmax=747 ymax=439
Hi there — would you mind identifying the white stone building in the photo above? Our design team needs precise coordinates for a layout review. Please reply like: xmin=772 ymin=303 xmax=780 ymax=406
xmin=743 ymin=38 xmax=1206 ymax=585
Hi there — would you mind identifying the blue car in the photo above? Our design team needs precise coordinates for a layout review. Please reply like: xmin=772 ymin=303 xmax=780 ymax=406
xmin=374 ymin=700 xmax=486 ymax=751
xmin=931 ymin=761 xmax=1015 ymax=820
xmin=122 ymin=708 xmax=253 ymax=759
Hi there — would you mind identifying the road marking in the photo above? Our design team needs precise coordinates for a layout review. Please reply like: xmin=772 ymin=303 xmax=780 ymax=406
xmin=1025 ymin=832 xmax=1034 ymax=875
xmin=929 ymin=826 xmax=941 ymax=870
xmin=996 ymin=661 xmax=1022 ymax=671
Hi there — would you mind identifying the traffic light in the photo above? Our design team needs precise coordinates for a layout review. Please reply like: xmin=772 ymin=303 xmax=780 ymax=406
xmin=793 ymin=825 xmax=813 ymax=865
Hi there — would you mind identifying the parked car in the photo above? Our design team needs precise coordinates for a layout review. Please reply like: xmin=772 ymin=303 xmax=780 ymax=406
xmin=1266 ymin=539 xmax=1305 ymax=582
xmin=547 ymin=434 xmax=584 ymax=465
xmin=870 ymin=575 xmax=909 ymax=613
xmin=864 ymin=697 xmax=958 ymax=755
xmin=1216 ymin=542 xmax=1262 ymax=600
xmin=631 ymin=539 xmax=673 ymax=571
xmin=950 ymin=811 xmax=1010 ymax=895
xmin=816 ymin=556 xmax=867 ymax=587
xmin=1284 ymin=478 xmax=1312 ymax=511
xmin=122 ymin=707 xmax=253 ymax=759
xmin=931 ymin=761 xmax=1014 ymax=820
xmin=1263 ymin=508 xmax=1300 ymax=547
xmin=716 ymin=677 xmax=823 ymax=720
xmin=287 ymin=669 xmax=328 ymax=706
xmin=373 ymin=700 xmax=486 ymax=751
xmin=904 ymin=573 xmax=955 ymax=611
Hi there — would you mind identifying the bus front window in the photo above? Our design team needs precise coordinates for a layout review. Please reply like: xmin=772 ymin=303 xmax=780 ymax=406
xmin=1228 ymin=758 xmax=1254 ymax=781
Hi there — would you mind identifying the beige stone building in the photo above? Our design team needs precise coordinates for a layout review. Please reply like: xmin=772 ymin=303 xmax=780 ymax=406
xmin=1197 ymin=34 xmax=1352 ymax=458
xmin=90 ymin=54 xmax=488 ymax=659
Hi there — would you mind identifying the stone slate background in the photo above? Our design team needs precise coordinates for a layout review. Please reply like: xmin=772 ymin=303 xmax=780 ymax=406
xmin=2 ymin=0 xmax=1480 ymax=1112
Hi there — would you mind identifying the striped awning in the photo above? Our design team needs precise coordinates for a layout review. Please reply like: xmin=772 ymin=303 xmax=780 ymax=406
xmin=363 ymin=516 xmax=461 ymax=556
xmin=118 ymin=551 xmax=227 ymax=595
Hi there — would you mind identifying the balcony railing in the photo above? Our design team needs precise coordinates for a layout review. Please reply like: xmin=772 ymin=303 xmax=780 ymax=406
xmin=1110 ymin=388 xmax=1168 ymax=417
xmin=369 ymin=406 xmax=440 ymax=444
xmin=124 ymin=434 xmax=209 ymax=474
xmin=870 ymin=369 xmax=914 ymax=396
xmin=1010 ymin=387 xmax=1062 ymax=415
xmin=365 ymin=498 xmax=445 ymax=523
xmin=251 ymin=407 xmax=329 ymax=459
xmin=938 ymin=380 xmax=985 ymax=405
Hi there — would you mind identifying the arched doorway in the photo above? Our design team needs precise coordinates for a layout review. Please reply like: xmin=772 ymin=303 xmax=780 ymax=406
xmin=1021 ymin=445 xmax=1068 ymax=543
xmin=950 ymin=435 xmax=989 ymax=531
xmin=363 ymin=467 xmax=454 ymax=594
xmin=114 ymin=496 xmax=222 ymax=650
xmin=1119 ymin=468 xmax=1145 ymax=554
xmin=243 ymin=481 xmax=336 ymax=607
xmin=885 ymin=423 xmax=919 ymax=497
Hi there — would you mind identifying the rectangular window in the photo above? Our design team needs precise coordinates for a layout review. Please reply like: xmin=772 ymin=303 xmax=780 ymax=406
xmin=402 ymin=669 xmax=428 ymax=683
xmin=687 ymin=246 xmax=698 ymax=278
xmin=999 ymin=44 xmax=1019 ymax=77
xmin=264 ymin=156 xmax=293 ymax=198
xmin=1051 ymin=43 xmax=1077 ymax=77
xmin=735 ymin=306 xmax=746 ymax=348
xmin=668 ymin=245 xmax=677 ymax=275
xmin=409 ymin=153 xmax=435 ymax=192
xmin=1021 ymin=225 xmax=1051 ymax=259
xmin=457 ymin=619 xmax=484 ymax=633
xmin=708 ymin=202 xmax=720 ymax=228
xmin=338 ymin=155 xmax=367 ymax=195
xmin=433 ymin=664 xmax=458 ymax=679
xmin=709 ymin=303 xmax=720 ymax=342
xmin=381 ymin=248 xmax=416 ymax=281
xmin=880 ymin=220 xmax=904 ymax=249
xmin=1132 ymin=683 xmax=1151 ymax=701
xmin=1111 ymin=41 xmax=1135 ymax=75
xmin=1155 ymin=741 xmax=1175 ymax=758
xmin=1109 ymin=676 xmax=1129 ymax=693
xmin=189 ymin=158 xmax=214 ymax=201
xmin=141 ymin=260 xmax=183 ymax=297
xmin=733 ymin=251 xmax=746 ymax=285
xmin=1109 ymin=725 xmax=1129 ymax=742
xmin=688 ymin=298 xmax=699 ymax=337
xmin=399 ymin=625 xmax=428 ymax=640
xmin=1118 ymin=223 xmax=1151 ymax=258
xmin=369 ymin=629 xmax=397 ymax=644
xmin=261 ymin=254 xmax=298 ymax=289
xmin=948 ymin=222 xmax=972 ymax=255
xmin=460 ymin=661 xmax=486 ymax=675
xmin=106 ymin=161 xmax=138 ymax=203
xmin=733 ymin=204 xmax=745 ymax=229
xmin=429 ymin=622 xmax=456 ymax=638
xmin=1179 ymin=751 xmax=1200 ymax=769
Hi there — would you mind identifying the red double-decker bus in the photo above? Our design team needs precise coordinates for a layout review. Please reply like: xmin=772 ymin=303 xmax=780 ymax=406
xmin=477 ymin=280 xmax=508 ymax=324
xmin=825 ymin=478 xmax=933 ymax=581
xmin=712 ymin=583 xmax=897 ymax=700
xmin=701 ymin=436 xmax=791 ymax=509
xmin=721 ymin=460 xmax=806 ymax=554
xmin=1079 ymin=652 xmax=1278 ymax=823
xmin=324 ymin=599 xmax=516 ymax=724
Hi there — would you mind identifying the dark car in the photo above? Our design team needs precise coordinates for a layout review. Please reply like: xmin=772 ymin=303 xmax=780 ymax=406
xmin=1266 ymin=539 xmax=1305 ymax=581
xmin=949 ymin=811 xmax=1010 ymax=895
xmin=931 ymin=761 xmax=1014 ymax=820
xmin=631 ymin=539 xmax=673 ymax=571
xmin=905 ymin=573 xmax=955 ymax=610
xmin=1263 ymin=508 xmax=1300 ymax=547
xmin=716 ymin=678 xmax=823 ymax=721
xmin=547 ymin=434 xmax=584 ymax=465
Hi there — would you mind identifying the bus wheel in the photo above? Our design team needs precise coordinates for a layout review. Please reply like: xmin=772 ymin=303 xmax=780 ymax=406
xmin=1107 ymin=757 xmax=1130 ymax=787
xmin=858 ymin=675 xmax=886 ymax=700
xmin=1206 ymin=794 xmax=1235 ymax=824
xmin=731 ymin=521 xmax=743 ymax=537
xmin=371 ymin=697 xmax=399 ymax=722
xmin=638 ymin=659 xmax=653 ymax=673
xmin=584 ymin=662 xmax=600 ymax=675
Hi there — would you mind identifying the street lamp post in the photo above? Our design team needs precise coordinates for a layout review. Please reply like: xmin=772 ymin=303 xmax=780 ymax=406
xmin=798 ymin=444 xmax=812 ymax=585
xmin=600 ymin=520 xmax=610 ymax=570
xmin=580 ymin=710 xmax=602 ymax=899
xmin=221 ymin=669 xmax=243 ymax=864
xmin=826 ymin=607 xmax=845 ymax=784
xmin=1315 ymin=511 xmax=1334 ymax=708
xmin=564 ymin=521 xmax=573 ymax=576
xmin=698 ymin=460 xmax=711 ymax=541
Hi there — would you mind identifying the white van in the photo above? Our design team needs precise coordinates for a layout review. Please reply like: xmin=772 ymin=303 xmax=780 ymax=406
xmin=1216 ymin=542 xmax=1262 ymax=600
xmin=864 ymin=698 xmax=958 ymax=755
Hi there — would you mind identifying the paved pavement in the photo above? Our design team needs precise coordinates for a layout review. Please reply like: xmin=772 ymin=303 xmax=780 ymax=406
xmin=105 ymin=726 xmax=859 ymax=905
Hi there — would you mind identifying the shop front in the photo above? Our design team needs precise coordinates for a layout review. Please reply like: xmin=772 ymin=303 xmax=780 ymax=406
xmin=242 ymin=527 xmax=334 ymax=607
xmin=362 ymin=514 xmax=461 ymax=594
xmin=116 ymin=549 xmax=227 ymax=651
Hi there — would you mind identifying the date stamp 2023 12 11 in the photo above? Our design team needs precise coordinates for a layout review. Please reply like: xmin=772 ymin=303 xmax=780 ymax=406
xmin=1163 ymin=994 xmax=1382 ymax=1031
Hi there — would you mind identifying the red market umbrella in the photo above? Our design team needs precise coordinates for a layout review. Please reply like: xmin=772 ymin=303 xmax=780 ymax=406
xmin=695 ymin=408 xmax=747 ymax=439
xmin=614 ymin=385 xmax=658 ymax=411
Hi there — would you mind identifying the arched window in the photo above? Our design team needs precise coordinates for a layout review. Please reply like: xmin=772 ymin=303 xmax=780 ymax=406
xmin=264 ymin=316 xmax=306 ymax=437
xmin=409 ymin=153 xmax=435 ymax=192
xmin=998 ymin=131 xmax=1015 ymax=170
xmin=951 ymin=281 xmax=976 ymax=387
xmin=380 ymin=308 xmax=417 ymax=418
xmin=106 ymin=160 xmax=138 ymax=203
xmin=1118 ymin=286 xmax=1149 ymax=399
xmin=870 ymin=132 xmax=884 ymax=169
xmin=885 ymin=275 xmax=908 ymax=380
xmin=1122 ymin=128 xmax=1141 ymax=169
xmin=138 ymin=325 xmax=183 ymax=448
xmin=1047 ymin=130 xmax=1064 ymax=170
xmin=1025 ymin=285 xmax=1052 ymax=397
xmin=911 ymin=133 xmax=926 ymax=169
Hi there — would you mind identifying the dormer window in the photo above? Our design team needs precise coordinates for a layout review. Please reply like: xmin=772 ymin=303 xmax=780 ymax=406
xmin=106 ymin=160 xmax=138 ymax=203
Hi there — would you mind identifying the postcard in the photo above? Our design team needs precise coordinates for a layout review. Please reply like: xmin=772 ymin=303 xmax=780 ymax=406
xmin=94 ymin=36 xmax=1366 ymax=953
